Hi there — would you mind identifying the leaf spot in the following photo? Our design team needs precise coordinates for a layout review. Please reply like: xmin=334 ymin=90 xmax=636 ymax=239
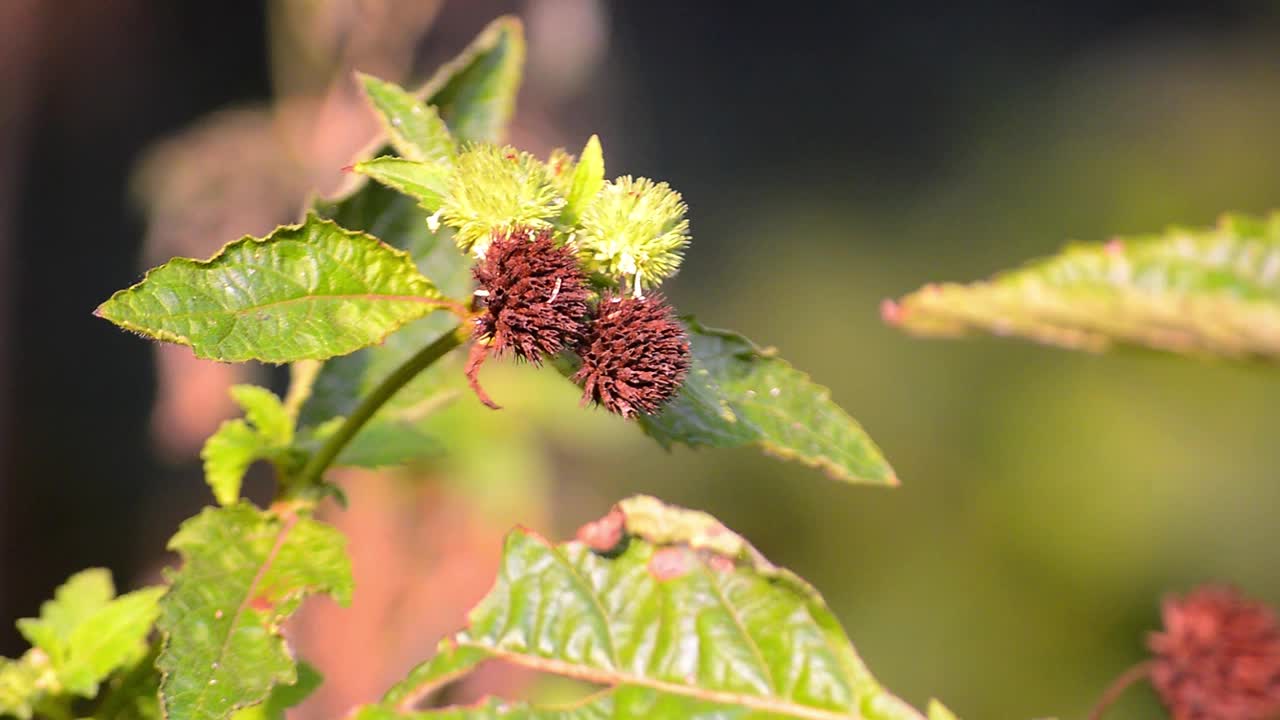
xmin=577 ymin=506 xmax=626 ymax=553
xmin=648 ymin=547 xmax=690 ymax=581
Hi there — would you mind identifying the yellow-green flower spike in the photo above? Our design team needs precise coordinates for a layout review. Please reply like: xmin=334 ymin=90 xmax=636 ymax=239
xmin=438 ymin=144 xmax=565 ymax=256
xmin=578 ymin=176 xmax=690 ymax=292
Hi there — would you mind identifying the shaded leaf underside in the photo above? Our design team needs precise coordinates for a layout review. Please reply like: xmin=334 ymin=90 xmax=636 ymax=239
xmin=639 ymin=320 xmax=896 ymax=486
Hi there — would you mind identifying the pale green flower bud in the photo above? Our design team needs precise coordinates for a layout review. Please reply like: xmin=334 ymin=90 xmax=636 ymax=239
xmin=438 ymin=144 xmax=565 ymax=256
xmin=578 ymin=176 xmax=690 ymax=293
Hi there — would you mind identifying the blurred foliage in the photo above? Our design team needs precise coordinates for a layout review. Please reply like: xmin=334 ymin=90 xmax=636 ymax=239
xmin=7 ymin=4 xmax=1280 ymax=720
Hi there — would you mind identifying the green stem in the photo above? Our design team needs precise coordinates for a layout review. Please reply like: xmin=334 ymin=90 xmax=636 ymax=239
xmin=295 ymin=325 xmax=466 ymax=489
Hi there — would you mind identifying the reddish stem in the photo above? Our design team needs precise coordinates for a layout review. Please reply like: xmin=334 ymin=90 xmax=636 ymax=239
xmin=465 ymin=342 xmax=501 ymax=410
xmin=1088 ymin=661 xmax=1154 ymax=720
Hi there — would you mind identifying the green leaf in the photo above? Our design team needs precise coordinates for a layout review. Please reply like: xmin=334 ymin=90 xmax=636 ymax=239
xmin=303 ymin=417 xmax=443 ymax=470
xmin=418 ymin=17 xmax=524 ymax=144
xmin=353 ymin=496 xmax=937 ymax=720
xmin=93 ymin=645 xmax=163 ymax=720
xmin=927 ymin=700 xmax=961 ymax=720
xmin=202 ymin=421 xmax=269 ymax=506
xmin=96 ymin=214 xmax=441 ymax=363
xmin=560 ymin=134 xmax=605 ymax=226
xmin=229 ymin=662 xmax=323 ymax=720
xmin=639 ymin=319 xmax=897 ymax=486
xmin=202 ymin=385 xmax=296 ymax=506
xmin=57 ymin=586 xmax=165 ymax=697
xmin=16 ymin=568 xmax=114 ymax=655
xmin=886 ymin=212 xmax=1280 ymax=360
xmin=359 ymin=74 xmax=454 ymax=163
xmin=157 ymin=504 xmax=353 ymax=720
xmin=231 ymin=385 xmax=292 ymax=445
xmin=355 ymin=157 xmax=453 ymax=213
xmin=14 ymin=568 xmax=163 ymax=699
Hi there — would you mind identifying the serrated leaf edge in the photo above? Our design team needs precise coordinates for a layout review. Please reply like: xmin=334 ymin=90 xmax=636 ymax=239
xmin=96 ymin=215 xmax=442 ymax=363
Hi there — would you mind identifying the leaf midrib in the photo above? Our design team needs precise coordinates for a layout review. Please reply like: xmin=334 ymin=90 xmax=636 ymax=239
xmin=459 ymin=643 xmax=860 ymax=720
xmin=189 ymin=514 xmax=298 ymax=716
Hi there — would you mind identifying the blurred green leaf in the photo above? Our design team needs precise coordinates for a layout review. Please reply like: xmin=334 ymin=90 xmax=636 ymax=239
xmin=14 ymin=568 xmax=163 ymax=699
xmin=887 ymin=212 xmax=1280 ymax=360
xmin=16 ymin=569 xmax=114 ymax=654
xmin=157 ymin=504 xmax=352 ymax=720
xmin=560 ymin=134 xmax=605 ymax=227
xmin=352 ymin=496 xmax=936 ymax=719
xmin=229 ymin=662 xmax=323 ymax=720
xmin=639 ymin=320 xmax=897 ymax=486
xmin=56 ymin=587 xmax=164 ymax=697
xmin=927 ymin=700 xmax=960 ymax=720
xmin=418 ymin=17 xmax=524 ymax=144
xmin=93 ymin=645 xmax=163 ymax=720
xmin=202 ymin=385 xmax=296 ymax=506
xmin=96 ymin=215 xmax=441 ymax=363
xmin=358 ymin=74 xmax=454 ymax=164
xmin=355 ymin=158 xmax=453 ymax=213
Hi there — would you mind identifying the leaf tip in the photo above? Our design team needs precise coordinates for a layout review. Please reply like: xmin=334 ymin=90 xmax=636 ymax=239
xmin=879 ymin=297 xmax=904 ymax=326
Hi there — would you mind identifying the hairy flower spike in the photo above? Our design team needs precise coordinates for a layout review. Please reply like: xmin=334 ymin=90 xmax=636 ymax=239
xmin=573 ymin=294 xmax=690 ymax=418
xmin=439 ymin=145 xmax=565 ymax=257
xmin=1148 ymin=586 xmax=1280 ymax=720
xmin=467 ymin=228 xmax=590 ymax=408
xmin=578 ymin=176 xmax=690 ymax=292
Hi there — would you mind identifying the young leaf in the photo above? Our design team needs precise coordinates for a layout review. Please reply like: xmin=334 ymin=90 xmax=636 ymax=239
xmin=96 ymin=214 xmax=442 ymax=363
xmin=355 ymin=157 xmax=453 ymax=213
xmin=201 ymin=385 xmax=295 ymax=506
xmin=14 ymin=568 xmax=164 ymax=698
xmin=886 ymin=212 xmax=1280 ymax=360
xmin=639 ymin=319 xmax=897 ymax=486
xmin=353 ymin=496 xmax=944 ymax=720
xmin=358 ymin=74 xmax=454 ymax=164
xmin=157 ymin=504 xmax=353 ymax=720
xmin=560 ymin=134 xmax=605 ymax=226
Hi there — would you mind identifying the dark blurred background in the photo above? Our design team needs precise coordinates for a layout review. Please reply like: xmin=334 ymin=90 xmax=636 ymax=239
xmin=4 ymin=2 xmax=1280 ymax=718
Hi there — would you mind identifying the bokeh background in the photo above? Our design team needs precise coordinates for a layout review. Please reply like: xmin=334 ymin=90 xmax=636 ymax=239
xmin=3 ymin=2 xmax=1280 ymax=718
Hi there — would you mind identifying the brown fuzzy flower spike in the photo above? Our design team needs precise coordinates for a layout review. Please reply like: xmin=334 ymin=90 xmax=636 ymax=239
xmin=1148 ymin=586 xmax=1280 ymax=720
xmin=467 ymin=227 xmax=590 ymax=408
xmin=573 ymin=294 xmax=690 ymax=418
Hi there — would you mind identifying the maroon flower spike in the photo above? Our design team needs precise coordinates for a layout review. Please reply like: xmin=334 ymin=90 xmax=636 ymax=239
xmin=467 ymin=228 xmax=589 ymax=408
xmin=573 ymin=294 xmax=690 ymax=418
xmin=1148 ymin=586 xmax=1280 ymax=720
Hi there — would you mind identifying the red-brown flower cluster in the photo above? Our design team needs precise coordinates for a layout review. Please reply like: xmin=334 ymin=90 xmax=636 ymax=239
xmin=573 ymin=294 xmax=690 ymax=418
xmin=1148 ymin=586 xmax=1280 ymax=720
xmin=465 ymin=228 xmax=689 ymax=416
xmin=471 ymin=228 xmax=590 ymax=363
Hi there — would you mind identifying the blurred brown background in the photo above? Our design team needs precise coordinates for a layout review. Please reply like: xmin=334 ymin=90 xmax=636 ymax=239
xmin=3 ymin=1 xmax=1280 ymax=717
